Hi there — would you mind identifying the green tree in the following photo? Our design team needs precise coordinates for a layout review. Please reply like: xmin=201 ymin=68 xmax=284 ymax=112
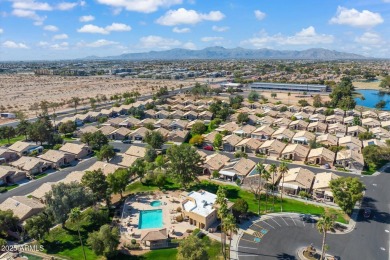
xmin=25 ymin=213 xmax=52 ymax=241
xmin=213 ymin=133 xmax=223 ymax=150
xmin=189 ymin=135 xmax=204 ymax=146
xmin=107 ymin=168 xmax=130 ymax=199
xmin=81 ymin=169 xmax=110 ymax=206
xmin=358 ymin=131 xmax=375 ymax=141
xmin=255 ymin=163 xmax=266 ymax=215
xmin=144 ymin=147 xmax=157 ymax=162
xmin=269 ymin=164 xmax=277 ymax=210
xmin=379 ymin=76 xmax=390 ymax=89
xmin=232 ymin=198 xmax=248 ymax=217
xmin=330 ymin=177 xmax=365 ymax=214
xmin=0 ymin=210 xmax=19 ymax=237
xmin=271 ymin=93 xmax=277 ymax=99
xmin=16 ymin=119 xmax=31 ymax=140
xmin=216 ymin=186 xmax=228 ymax=259
xmin=87 ymin=224 xmax=120 ymax=257
xmin=0 ymin=126 xmax=16 ymax=144
xmin=375 ymin=100 xmax=386 ymax=110
xmin=313 ymin=94 xmax=322 ymax=108
xmin=155 ymin=173 xmax=167 ymax=189
xmin=166 ymin=144 xmax=203 ymax=189
xmin=237 ymin=113 xmax=249 ymax=124
xmin=81 ymin=131 xmax=108 ymax=150
xmin=177 ymin=235 xmax=208 ymax=260
xmin=223 ymin=214 xmax=238 ymax=260
xmin=190 ymin=122 xmax=207 ymax=136
xmin=278 ymin=162 xmax=289 ymax=212
xmin=45 ymin=182 xmax=93 ymax=226
xmin=248 ymin=90 xmax=260 ymax=102
xmin=316 ymin=213 xmax=336 ymax=260
xmin=130 ymin=158 xmax=146 ymax=182
xmin=70 ymin=97 xmax=81 ymax=114
xmin=298 ymin=99 xmax=309 ymax=107
xmin=144 ymin=131 xmax=164 ymax=149
xmin=58 ymin=120 xmax=76 ymax=135
xmin=68 ymin=207 xmax=87 ymax=260
xmin=97 ymin=144 xmax=116 ymax=162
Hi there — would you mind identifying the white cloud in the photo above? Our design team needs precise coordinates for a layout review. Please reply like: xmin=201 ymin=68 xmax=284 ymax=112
xmin=156 ymin=8 xmax=225 ymax=26
xmin=212 ymin=25 xmax=229 ymax=32
xmin=172 ymin=27 xmax=190 ymax=33
xmin=56 ymin=2 xmax=78 ymax=10
xmin=79 ymin=15 xmax=94 ymax=22
xmin=242 ymin=26 xmax=334 ymax=47
xmin=77 ymin=23 xmax=131 ymax=34
xmin=0 ymin=28 xmax=3 ymax=34
xmin=96 ymin=0 xmax=182 ymax=13
xmin=139 ymin=35 xmax=182 ymax=49
xmin=254 ymin=10 xmax=266 ymax=20
xmin=105 ymin=23 xmax=131 ymax=32
xmin=53 ymin=33 xmax=68 ymax=40
xmin=2 ymin=40 xmax=29 ymax=49
xmin=330 ymin=6 xmax=384 ymax=28
xmin=355 ymin=32 xmax=383 ymax=45
xmin=43 ymin=25 xmax=58 ymax=31
xmin=12 ymin=9 xmax=46 ymax=25
xmin=12 ymin=1 xmax=53 ymax=11
xmin=37 ymin=41 xmax=49 ymax=47
xmin=78 ymin=39 xmax=119 ymax=48
xmin=50 ymin=42 xmax=69 ymax=50
xmin=183 ymin=41 xmax=196 ymax=49
xmin=201 ymin=36 xmax=223 ymax=42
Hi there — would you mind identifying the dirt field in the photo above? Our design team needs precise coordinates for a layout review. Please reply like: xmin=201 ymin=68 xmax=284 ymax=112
xmin=352 ymin=81 xmax=381 ymax=90
xmin=255 ymin=91 xmax=331 ymax=106
xmin=0 ymin=74 xmax=192 ymax=116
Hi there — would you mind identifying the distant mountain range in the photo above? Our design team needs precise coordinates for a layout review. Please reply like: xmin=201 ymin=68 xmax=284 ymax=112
xmin=84 ymin=46 xmax=367 ymax=60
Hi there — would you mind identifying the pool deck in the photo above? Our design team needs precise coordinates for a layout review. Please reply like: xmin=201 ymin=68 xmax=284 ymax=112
xmin=119 ymin=191 xmax=194 ymax=243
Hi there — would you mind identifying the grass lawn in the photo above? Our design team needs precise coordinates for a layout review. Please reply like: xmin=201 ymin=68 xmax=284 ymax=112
xmin=0 ymin=135 xmax=25 ymax=146
xmin=34 ymin=173 xmax=48 ymax=179
xmin=4 ymin=184 xmax=19 ymax=191
xmin=124 ymin=178 xmax=180 ymax=195
xmin=362 ymin=161 xmax=387 ymax=175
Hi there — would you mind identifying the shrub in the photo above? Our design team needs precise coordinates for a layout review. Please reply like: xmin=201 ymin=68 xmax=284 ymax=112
xmin=176 ymin=207 xmax=182 ymax=213
xmin=186 ymin=229 xmax=193 ymax=233
xmin=299 ymin=191 xmax=311 ymax=199
xmin=235 ymin=178 xmax=242 ymax=186
xmin=176 ymin=215 xmax=184 ymax=222
xmin=0 ymin=187 xmax=7 ymax=193
xmin=212 ymin=170 xmax=220 ymax=179
xmin=131 ymin=239 xmax=136 ymax=245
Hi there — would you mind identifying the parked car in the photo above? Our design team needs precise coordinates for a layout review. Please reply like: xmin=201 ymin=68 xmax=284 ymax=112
xmin=122 ymin=139 xmax=132 ymax=144
xmin=323 ymin=163 xmax=330 ymax=169
xmin=203 ymin=145 xmax=214 ymax=151
xmin=299 ymin=214 xmax=313 ymax=222
xmin=363 ymin=208 xmax=371 ymax=218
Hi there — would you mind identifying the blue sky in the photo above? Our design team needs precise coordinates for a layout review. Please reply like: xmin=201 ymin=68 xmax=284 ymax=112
xmin=1 ymin=0 xmax=390 ymax=60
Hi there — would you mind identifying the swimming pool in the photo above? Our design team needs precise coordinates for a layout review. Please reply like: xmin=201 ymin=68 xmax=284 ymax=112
xmin=150 ymin=200 xmax=162 ymax=207
xmin=139 ymin=209 xmax=163 ymax=229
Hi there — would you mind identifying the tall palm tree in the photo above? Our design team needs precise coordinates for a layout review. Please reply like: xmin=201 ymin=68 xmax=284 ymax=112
xmin=262 ymin=169 xmax=271 ymax=213
xmin=316 ymin=213 xmax=335 ymax=260
xmin=70 ymin=97 xmax=81 ymax=114
xmin=223 ymin=214 xmax=238 ymax=260
xmin=269 ymin=164 xmax=278 ymax=210
xmin=255 ymin=162 xmax=265 ymax=215
xmin=216 ymin=187 xmax=228 ymax=260
xmin=68 ymin=207 xmax=87 ymax=260
xmin=278 ymin=162 xmax=289 ymax=212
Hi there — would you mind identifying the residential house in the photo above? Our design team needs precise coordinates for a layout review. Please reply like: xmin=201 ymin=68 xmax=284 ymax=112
xmin=139 ymin=118 xmax=156 ymax=127
xmin=235 ymin=138 xmax=262 ymax=154
xmin=38 ymin=150 xmax=75 ymax=169
xmin=222 ymin=135 xmax=243 ymax=152
xmin=333 ymin=108 xmax=345 ymax=117
xmin=381 ymin=121 xmax=390 ymax=130
xmin=76 ymin=125 xmax=99 ymax=137
xmin=59 ymin=143 xmax=91 ymax=159
xmin=154 ymin=119 xmax=172 ymax=129
xmin=247 ymin=114 xmax=261 ymax=125
xmin=379 ymin=111 xmax=390 ymax=121
xmin=233 ymin=125 xmax=256 ymax=138
xmin=362 ymin=118 xmax=381 ymax=129
xmin=141 ymin=229 xmax=169 ymax=249
xmin=110 ymin=153 xmax=138 ymax=168
xmin=258 ymin=115 xmax=275 ymax=125
xmin=203 ymin=154 xmax=230 ymax=174
xmin=293 ymin=111 xmax=310 ymax=120
xmin=338 ymin=136 xmax=362 ymax=151
xmin=198 ymin=111 xmax=213 ymax=120
xmin=346 ymin=109 xmax=361 ymax=117
xmin=111 ymin=127 xmax=132 ymax=140
xmin=29 ymin=182 xmax=55 ymax=203
xmin=264 ymin=109 xmax=278 ymax=118
xmin=86 ymin=161 xmax=120 ymax=176
xmin=0 ymin=196 xmax=44 ymax=221
xmin=125 ymin=145 xmax=147 ymax=158
xmin=219 ymin=158 xmax=256 ymax=181
xmin=281 ymin=144 xmax=309 ymax=162
xmin=288 ymin=105 xmax=300 ymax=113
xmin=307 ymin=121 xmax=328 ymax=134
xmin=169 ymin=130 xmax=190 ymax=144
xmin=326 ymin=115 xmax=344 ymax=124
xmin=184 ymin=104 xmax=197 ymax=111
xmin=307 ymin=147 xmax=335 ymax=166
xmin=302 ymin=106 xmax=316 ymax=114
xmin=10 ymin=157 xmax=50 ymax=177
xmin=327 ymin=123 xmax=347 ymax=137
xmin=169 ymin=120 xmax=188 ymax=131
xmin=155 ymin=110 xmax=170 ymax=119
xmin=155 ymin=128 xmax=170 ymax=140
xmin=343 ymin=116 xmax=355 ymax=126
xmin=276 ymin=111 xmax=293 ymax=119
xmin=346 ymin=125 xmax=367 ymax=137
xmin=271 ymin=127 xmax=295 ymax=142
xmin=8 ymin=141 xmax=43 ymax=156
xmin=0 ymin=166 xmax=26 ymax=185
xmin=99 ymin=125 xmax=117 ymax=137
xmin=203 ymin=131 xmax=219 ymax=146
xmin=362 ymin=110 xmax=378 ymax=119
xmin=292 ymin=131 xmax=316 ymax=145
xmin=336 ymin=149 xmax=364 ymax=172
xmin=129 ymin=127 xmax=150 ymax=141
xmin=106 ymin=117 xmax=126 ymax=127
xmin=144 ymin=109 xmax=156 ymax=118
xmin=370 ymin=127 xmax=390 ymax=140
xmin=184 ymin=111 xmax=198 ymax=121
xmin=216 ymin=122 xmax=239 ymax=133
xmin=251 ymin=125 xmax=275 ymax=140
xmin=273 ymin=118 xmax=292 ymax=128
xmin=309 ymin=114 xmax=326 ymax=123
xmin=316 ymin=134 xmax=338 ymax=147
xmin=259 ymin=139 xmax=287 ymax=158
xmin=314 ymin=107 xmax=326 ymax=114
xmin=279 ymin=167 xmax=315 ymax=195
xmin=170 ymin=110 xmax=184 ymax=119
xmin=312 ymin=172 xmax=340 ymax=202
xmin=121 ymin=117 xmax=141 ymax=128
xmin=289 ymin=120 xmax=308 ymax=131
xmin=363 ymin=139 xmax=386 ymax=148
xmin=0 ymin=148 xmax=19 ymax=163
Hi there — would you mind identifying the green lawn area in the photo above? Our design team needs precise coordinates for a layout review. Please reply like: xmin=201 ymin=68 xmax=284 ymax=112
xmin=362 ymin=161 xmax=388 ymax=175
xmin=4 ymin=184 xmax=19 ymax=191
xmin=125 ymin=179 xmax=348 ymax=224
xmin=0 ymin=135 xmax=25 ymax=146
xmin=125 ymin=178 xmax=180 ymax=195
xmin=34 ymin=173 xmax=48 ymax=179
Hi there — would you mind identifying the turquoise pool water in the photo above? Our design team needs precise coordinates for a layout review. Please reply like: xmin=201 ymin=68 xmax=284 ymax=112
xmin=139 ymin=209 xmax=163 ymax=229
xmin=150 ymin=200 xmax=162 ymax=207
xmin=355 ymin=89 xmax=390 ymax=110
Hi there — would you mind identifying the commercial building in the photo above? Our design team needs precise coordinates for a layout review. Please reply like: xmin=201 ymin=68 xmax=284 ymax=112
xmin=250 ymin=82 xmax=328 ymax=92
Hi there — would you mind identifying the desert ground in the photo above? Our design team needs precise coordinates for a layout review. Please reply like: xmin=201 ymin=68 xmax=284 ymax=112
xmin=0 ymin=74 xmax=192 ymax=116
xmin=352 ymin=80 xmax=381 ymax=90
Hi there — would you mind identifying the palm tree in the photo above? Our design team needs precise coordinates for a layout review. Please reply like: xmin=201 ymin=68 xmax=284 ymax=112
xmin=269 ymin=164 xmax=277 ymax=210
xmin=262 ymin=169 xmax=271 ymax=213
xmin=70 ymin=97 xmax=81 ymax=114
xmin=278 ymin=162 xmax=289 ymax=212
xmin=223 ymin=214 xmax=238 ymax=260
xmin=216 ymin=187 xmax=228 ymax=259
xmin=316 ymin=213 xmax=335 ymax=260
xmin=255 ymin=162 xmax=265 ymax=215
xmin=68 ymin=207 xmax=87 ymax=260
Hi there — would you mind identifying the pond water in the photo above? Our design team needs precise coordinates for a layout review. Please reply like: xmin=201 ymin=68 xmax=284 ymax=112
xmin=354 ymin=89 xmax=390 ymax=110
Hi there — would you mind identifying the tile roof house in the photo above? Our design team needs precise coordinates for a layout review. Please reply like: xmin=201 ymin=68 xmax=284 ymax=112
xmin=216 ymin=122 xmax=239 ymax=133
xmin=361 ymin=117 xmax=381 ymax=129
xmin=292 ymin=131 xmax=316 ymax=145
xmin=0 ymin=196 xmax=44 ymax=221
xmin=302 ymin=106 xmax=316 ymax=114
xmin=198 ymin=111 xmax=213 ymax=120
xmin=110 ymin=153 xmax=138 ymax=168
xmin=327 ymin=123 xmax=347 ymax=137
xmin=222 ymin=134 xmax=243 ymax=152
xmin=362 ymin=139 xmax=386 ymax=148
xmin=312 ymin=172 xmax=340 ymax=202
xmin=326 ymin=114 xmax=345 ymax=124
xmin=293 ymin=111 xmax=310 ymax=120
xmin=235 ymin=138 xmax=262 ymax=154
xmin=381 ymin=120 xmax=390 ymax=130
xmin=338 ymin=136 xmax=362 ymax=151
xmin=251 ymin=125 xmax=275 ymax=140
xmin=258 ymin=115 xmax=275 ymax=126
xmin=169 ymin=110 xmax=185 ymax=119
xmin=346 ymin=125 xmax=367 ymax=138
xmin=111 ymin=127 xmax=132 ymax=140
xmin=307 ymin=147 xmax=335 ymax=166
xmin=362 ymin=110 xmax=378 ymax=119
xmin=184 ymin=111 xmax=198 ymax=121
xmin=271 ymin=127 xmax=295 ymax=142
xmin=219 ymin=158 xmax=256 ymax=180
xmin=10 ymin=156 xmax=51 ymax=177
xmin=0 ymin=165 xmax=27 ymax=185
xmin=129 ymin=127 xmax=150 ymax=141
xmin=259 ymin=139 xmax=287 ymax=159
xmin=169 ymin=119 xmax=188 ymax=131
xmin=99 ymin=125 xmax=117 ymax=136
xmin=141 ymin=229 xmax=169 ymax=249
xmin=307 ymin=121 xmax=328 ymax=134
xmin=59 ymin=143 xmax=91 ymax=159
xmin=273 ymin=118 xmax=292 ymax=128
xmin=154 ymin=118 xmax=173 ymax=129
xmin=316 ymin=134 xmax=338 ymax=147
xmin=309 ymin=113 xmax=326 ymax=123
xmin=203 ymin=154 xmax=230 ymax=174
xmin=233 ymin=125 xmax=256 ymax=138
xmin=279 ymin=167 xmax=315 ymax=195
xmin=29 ymin=182 xmax=55 ymax=202
xmin=0 ymin=148 xmax=19 ymax=163
xmin=370 ymin=127 xmax=390 ymax=140
xmin=38 ymin=150 xmax=75 ymax=169
xmin=289 ymin=120 xmax=308 ymax=131
xmin=336 ymin=149 xmax=364 ymax=172
xmin=76 ymin=125 xmax=99 ymax=137
xmin=379 ymin=111 xmax=390 ymax=121
xmin=155 ymin=110 xmax=170 ymax=119
xmin=203 ymin=131 xmax=219 ymax=145
xmin=125 ymin=145 xmax=147 ymax=158
xmin=168 ymin=130 xmax=190 ymax=144
xmin=86 ymin=161 xmax=120 ymax=176
xmin=343 ymin=116 xmax=355 ymax=126
xmin=281 ymin=144 xmax=310 ymax=162
xmin=8 ymin=141 xmax=43 ymax=156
